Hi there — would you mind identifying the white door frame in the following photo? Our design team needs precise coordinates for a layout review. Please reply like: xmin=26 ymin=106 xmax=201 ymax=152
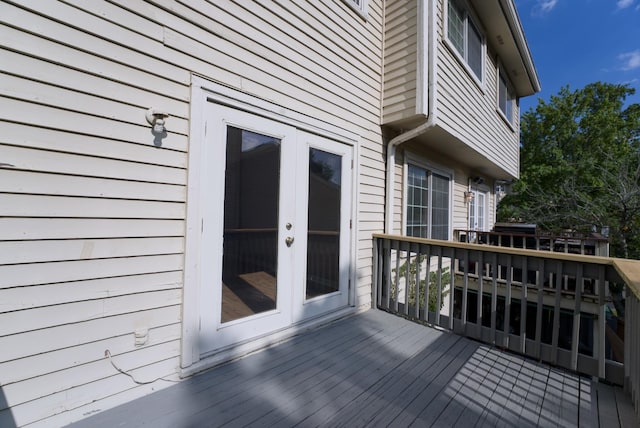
xmin=292 ymin=131 xmax=353 ymax=322
xmin=182 ymin=76 xmax=359 ymax=369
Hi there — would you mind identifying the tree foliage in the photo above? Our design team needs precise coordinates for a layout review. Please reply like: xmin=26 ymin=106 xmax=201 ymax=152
xmin=498 ymin=82 xmax=640 ymax=258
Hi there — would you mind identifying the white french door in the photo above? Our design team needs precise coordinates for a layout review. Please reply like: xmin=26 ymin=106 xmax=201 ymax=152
xmin=198 ymin=103 xmax=352 ymax=354
xmin=293 ymin=132 xmax=352 ymax=322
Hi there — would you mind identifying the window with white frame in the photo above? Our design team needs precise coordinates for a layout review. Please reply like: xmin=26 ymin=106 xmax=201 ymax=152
xmin=447 ymin=0 xmax=484 ymax=81
xmin=498 ymin=69 xmax=515 ymax=124
xmin=406 ymin=163 xmax=451 ymax=240
xmin=342 ymin=0 xmax=367 ymax=16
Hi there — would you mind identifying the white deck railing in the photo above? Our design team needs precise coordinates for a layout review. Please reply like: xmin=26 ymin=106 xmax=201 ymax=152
xmin=372 ymin=234 xmax=640 ymax=420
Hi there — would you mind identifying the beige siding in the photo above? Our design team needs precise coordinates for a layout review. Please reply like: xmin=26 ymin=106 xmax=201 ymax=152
xmin=435 ymin=0 xmax=520 ymax=178
xmin=382 ymin=0 xmax=419 ymax=124
xmin=394 ymin=143 xmax=498 ymax=240
xmin=0 ymin=0 xmax=385 ymax=426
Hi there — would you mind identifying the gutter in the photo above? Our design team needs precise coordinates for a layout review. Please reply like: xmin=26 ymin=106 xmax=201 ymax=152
xmin=384 ymin=0 xmax=438 ymax=234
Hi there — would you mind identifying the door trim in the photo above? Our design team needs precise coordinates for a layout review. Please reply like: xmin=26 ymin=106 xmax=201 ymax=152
xmin=182 ymin=76 xmax=360 ymax=368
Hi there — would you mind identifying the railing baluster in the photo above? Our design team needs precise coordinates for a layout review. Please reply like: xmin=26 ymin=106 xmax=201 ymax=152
xmin=414 ymin=243 xmax=422 ymax=319
xmin=461 ymin=249 xmax=469 ymax=335
xmin=403 ymin=241 xmax=410 ymax=316
xmin=422 ymin=245 xmax=432 ymax=322
xmin=477 ymin=251 xmax=484 ymax=340
xmin=571 ymin=264 xmax=583 ymax=372
xmin=504 ymin=254 xmax=512 ymax=350
xmin=520 ymin=257 xmax=528 ymax=355
xmin=490 ymin=252 xmax=498 ymax=346
xmin=598 ymin=266 xmax=606 ymax=379
xmin=435 ymin=247 xmax=442 ymax=326
xmin=535 ymin=258 xmax=544 ymax=360
xmin=551 ymin=260 xmax=563 ymax=365
xmin=393 ymin=241 xmax=400 ymax=313
xmin=448 ymin=248 xmax=455 ymax=331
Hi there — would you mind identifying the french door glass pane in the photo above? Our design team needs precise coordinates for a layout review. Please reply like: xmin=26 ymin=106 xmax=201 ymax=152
xmin=306 ymin=148 xmax=341 ymax=299
xmin=431 ymin=173 xmax=450 ymax=240
xmin=221 ymin=126 xmax=280 ymax=322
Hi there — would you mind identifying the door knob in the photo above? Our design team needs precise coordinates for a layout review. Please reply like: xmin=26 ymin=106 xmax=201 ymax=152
xmin=285 ymin=236 xmax=294 ymax=247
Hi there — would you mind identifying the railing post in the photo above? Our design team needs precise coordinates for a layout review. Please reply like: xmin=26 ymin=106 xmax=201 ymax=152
xmin=383 ymin=238 xmax=391 ymax=310
xmin=372 ymin=237 xmax=379 ymax=309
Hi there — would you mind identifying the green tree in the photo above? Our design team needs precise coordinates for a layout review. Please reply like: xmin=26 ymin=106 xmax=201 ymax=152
xmin=498 ymin=82 xmax=640 ymax=258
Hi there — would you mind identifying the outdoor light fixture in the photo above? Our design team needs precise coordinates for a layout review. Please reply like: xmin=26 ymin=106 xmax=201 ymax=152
xmin=146 ymin=108 xmax=169 ymax=133
xmin=464 ymin=191 xmax=474 ymax=204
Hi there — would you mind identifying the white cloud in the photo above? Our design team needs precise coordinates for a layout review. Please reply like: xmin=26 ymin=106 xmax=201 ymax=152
xmin=616 ymin=0 xmax=636 ymax=8
xmin=619 ymin=50 xmax=640 ymax=71
xmin=537 ymin=0 xmax=559 ymax=13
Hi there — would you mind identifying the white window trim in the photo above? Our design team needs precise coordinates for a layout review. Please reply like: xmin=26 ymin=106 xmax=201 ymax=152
xmin=402 ymin=152 xmax=453 ymax=241
xmin=496 ymin=65 xmax=516 ymax=131
xmin=444 ymin=0 xmax=486 ymax=90
xmin=342 ymin=0 xmax=368 ymax=19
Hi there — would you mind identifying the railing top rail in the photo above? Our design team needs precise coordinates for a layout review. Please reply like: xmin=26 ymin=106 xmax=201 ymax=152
xmin=453 ymin=228 xmax=610 ymax=242
xmin=373 ymin=233 xmax=640 ymax=299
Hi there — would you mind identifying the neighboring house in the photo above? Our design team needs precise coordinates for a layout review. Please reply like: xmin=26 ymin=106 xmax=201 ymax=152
xmin=0 ymin=0 xmax=539 ymax=426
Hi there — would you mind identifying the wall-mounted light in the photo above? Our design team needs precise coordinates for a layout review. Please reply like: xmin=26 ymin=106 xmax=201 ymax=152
xmin=145 ymin=108 xmax=169 ymax=133
xmin=464 ymin=191 xmax=474 ymax=204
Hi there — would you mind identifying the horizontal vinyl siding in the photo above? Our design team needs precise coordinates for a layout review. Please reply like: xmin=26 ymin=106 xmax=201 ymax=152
xmin=434 ymin=0 xmax=520 ymax=178
xmin=382 ymin=0 xmax=418 ymax=124
xmin=0 ymin=1 xmax=385 ymax=426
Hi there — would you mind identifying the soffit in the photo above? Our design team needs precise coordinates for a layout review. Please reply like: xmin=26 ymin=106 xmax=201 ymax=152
xmin=469 ymin=0 xmax=541 ymax=97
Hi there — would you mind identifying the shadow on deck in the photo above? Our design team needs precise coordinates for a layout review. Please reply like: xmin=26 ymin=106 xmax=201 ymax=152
xmin=69 ymin=310 xmax=635 ymax=427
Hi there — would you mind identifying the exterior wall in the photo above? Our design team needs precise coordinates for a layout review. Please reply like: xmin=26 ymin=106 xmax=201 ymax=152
xmin=0 ymin=1 xmax=384 ymax=426
xmin=382 ymin=0 xmax=419 ymax=124
xmin=382 ymin=0 xmax=522 ymax=178
xmin=435 ymin=0 xmax=521 ymax=178
xmin=392 ymin=142 xmax=496 ymax=237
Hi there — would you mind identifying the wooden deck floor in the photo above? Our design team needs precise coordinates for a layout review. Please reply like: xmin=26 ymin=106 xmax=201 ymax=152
xmin=69 ymin=310 xmax=636 ymax=427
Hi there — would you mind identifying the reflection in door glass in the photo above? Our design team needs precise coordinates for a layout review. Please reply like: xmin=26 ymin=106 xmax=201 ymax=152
xmin=306 ymin=148 xmax=341 ymax=299
xmin=221 ymin=127 xmax=279 ymax=323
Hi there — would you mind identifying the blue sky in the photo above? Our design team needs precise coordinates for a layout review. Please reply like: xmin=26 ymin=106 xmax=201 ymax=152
xmin=515 ymin=0 xmax=640 ymax=113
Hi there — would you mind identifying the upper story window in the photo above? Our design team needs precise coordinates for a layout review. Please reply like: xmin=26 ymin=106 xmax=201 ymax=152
xmin=343 ymin=0 xmax=367 ymax=17
xmin=406 ymin=162 xmax=451 ymax=240
xmin=447 ymin=0 xmax=484 ymax=82
xmin=498 ymin=68 xmax=515 ymax=124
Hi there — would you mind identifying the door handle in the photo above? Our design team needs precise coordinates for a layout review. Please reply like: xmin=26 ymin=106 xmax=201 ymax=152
xmin=285 ymin=236 xmax=294 ymax=247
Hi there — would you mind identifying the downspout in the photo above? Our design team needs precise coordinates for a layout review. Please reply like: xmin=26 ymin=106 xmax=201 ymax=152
xmin=384 ymin=0 xmax=438 ymax=234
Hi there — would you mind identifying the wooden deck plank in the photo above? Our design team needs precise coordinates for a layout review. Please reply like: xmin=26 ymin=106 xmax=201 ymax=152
xmin=395 ymin=340 xmax=483 ymax=427
xmin=203 ymin=316 xmax=433 ymax=427
xmin=67 ymin=310 xmax=636 ymax=428
xmin=598 ymin=382 xmax=622 ymax=427
xmin=287 ymin=326 xmax=447 ymax=425
xmin=614 ymin=384 xmax=639 ymax=428
xmin=339 ymin=333 xmax=468 ymax=427
xmin=579 ymin=376 xmax=598 ymax=428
